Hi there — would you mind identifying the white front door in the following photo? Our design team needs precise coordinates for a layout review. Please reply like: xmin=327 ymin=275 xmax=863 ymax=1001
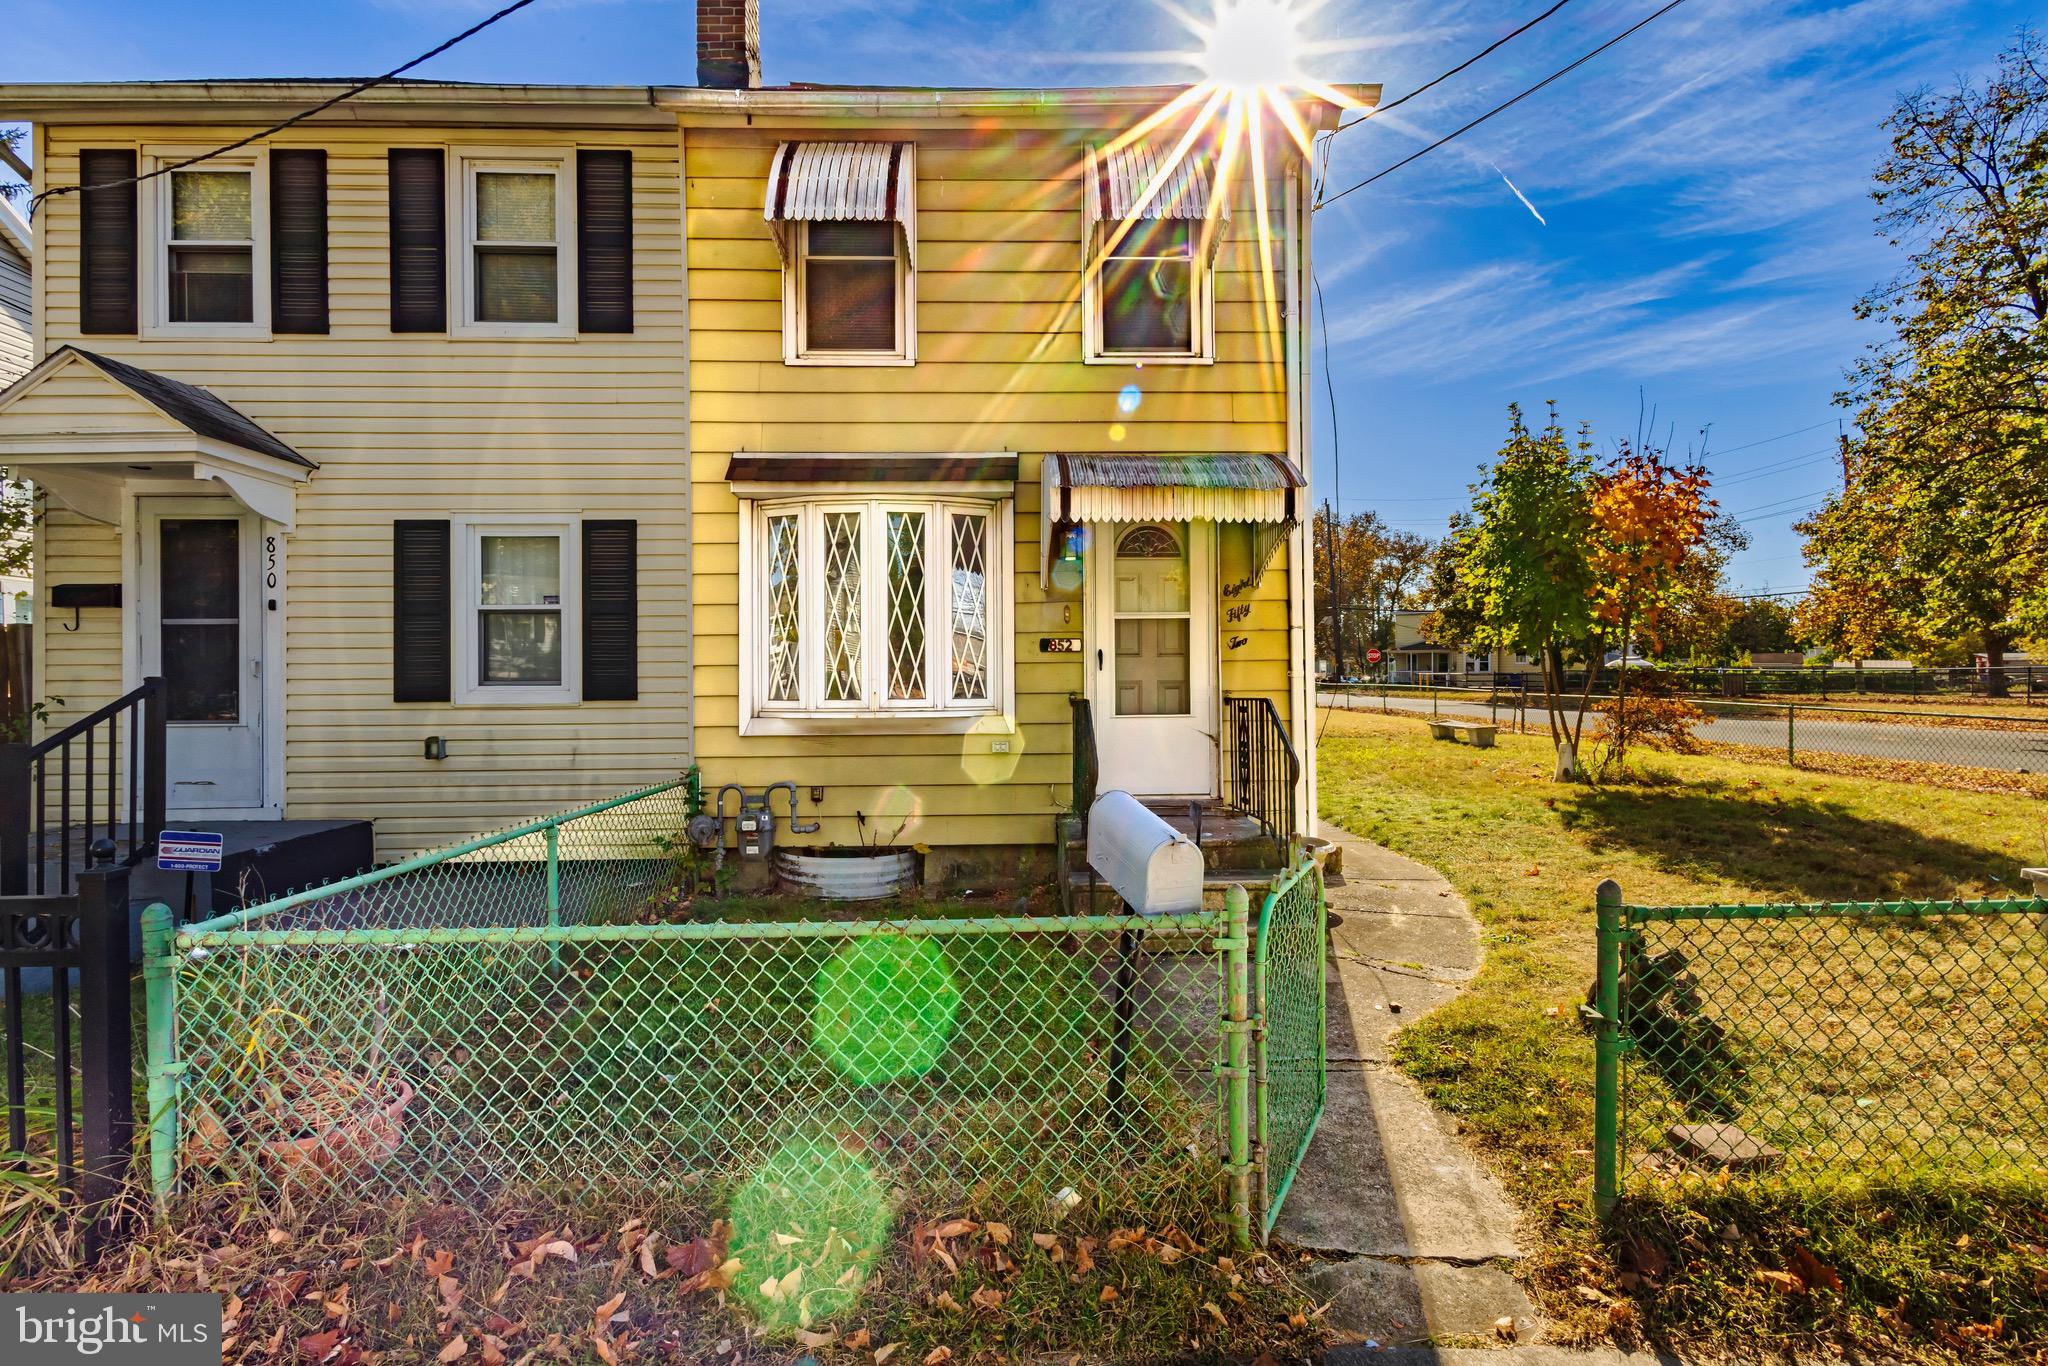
xmin=1088 ymin=520 xmax=1216 ymax=796
xmin=138 ymin=499 xmax=267 ymax=814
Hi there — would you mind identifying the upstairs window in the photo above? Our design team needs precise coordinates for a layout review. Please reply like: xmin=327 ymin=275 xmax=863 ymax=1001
xmin=1083 ymin=141 xmax=1223 ymax=363
xmin=169 ymin=169 xmax=255 ymax=323
xmin=142 ymin=151 xmax=270 ymax=336
xmin=456 ymin=154 xmax=575 ymax=336
xmin=799 ymin=220 xmax=902 ymax=354
xmin=765 ymin=141 xmax=917 ymax=365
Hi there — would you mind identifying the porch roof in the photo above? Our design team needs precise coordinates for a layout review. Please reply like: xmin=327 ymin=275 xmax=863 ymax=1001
xmin=0 ymin=346 xmax=314 ymax=527
xmin=1039 ymin=452 xmax=1303 ymax=588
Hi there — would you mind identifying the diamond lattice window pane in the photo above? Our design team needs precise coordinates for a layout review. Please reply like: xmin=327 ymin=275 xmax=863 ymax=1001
xmin=886 ymin=511 xmax=927 ymax=701
xmin=950 ymin=512 xmax=989 ymax=701
xmin=766 ymin=514 xmax=802 ymax=702
xmin=822 ymin=511 xmax=864 ymax=702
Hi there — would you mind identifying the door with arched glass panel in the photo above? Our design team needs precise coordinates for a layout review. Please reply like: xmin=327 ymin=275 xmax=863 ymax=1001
xmin=1088 ymin=520 xmax=1216 ymax=795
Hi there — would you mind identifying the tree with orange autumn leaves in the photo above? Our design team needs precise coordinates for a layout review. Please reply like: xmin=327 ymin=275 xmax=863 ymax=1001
xmin=1431 ymin=404 xmax=1717 ymax=779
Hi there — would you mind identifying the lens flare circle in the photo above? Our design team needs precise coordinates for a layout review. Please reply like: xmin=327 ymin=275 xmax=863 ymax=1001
xmin=810 ymin=935 xmax=962 ymax=1085
xmin=1117 ymin=382 xmax=1143 ymax=414
xmin=729 ymin=1137 xmax=891 ymax=1333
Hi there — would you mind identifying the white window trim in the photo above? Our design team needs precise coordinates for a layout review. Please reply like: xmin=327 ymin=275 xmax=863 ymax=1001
xmin=452 ymin=513 xmax=582 ymax=705
xmin=452 ymin=150 xmax=577 ymax=340
xmin=139 ymin=147 xmax=271 ymax=341
xmin=782 ymin=219 xmax=917 ymax=367
xmin=739 ymin=494 xmax=1012 ymax=735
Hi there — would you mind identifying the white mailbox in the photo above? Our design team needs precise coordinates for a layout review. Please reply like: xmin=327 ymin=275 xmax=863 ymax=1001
xmin=1087 ymin=791 xmax=1205 ymax=915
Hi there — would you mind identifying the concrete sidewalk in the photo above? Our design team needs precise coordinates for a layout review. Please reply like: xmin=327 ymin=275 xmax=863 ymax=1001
xmin=1274 ymin=825 xmax=1539 ymax=1349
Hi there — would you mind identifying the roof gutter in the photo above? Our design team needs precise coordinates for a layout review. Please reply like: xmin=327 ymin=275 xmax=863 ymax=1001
xmin=0 ymin=81 xmax=673 ymax=127
xmin=654 ymin=83 xmax=1376 ymax=128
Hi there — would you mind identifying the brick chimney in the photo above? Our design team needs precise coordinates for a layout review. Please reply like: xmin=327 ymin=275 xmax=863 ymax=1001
xmin=698 ymin=0 xmax=761 ymax=89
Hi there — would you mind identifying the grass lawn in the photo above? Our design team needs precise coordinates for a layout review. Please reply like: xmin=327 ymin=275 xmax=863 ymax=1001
xmin=1314 ymin=707 xmax=2048 ymax=1361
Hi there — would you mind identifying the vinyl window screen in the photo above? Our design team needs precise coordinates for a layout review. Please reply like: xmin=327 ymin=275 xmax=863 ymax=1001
xmin=473 ymin=170 xmax=559 ymax=324
xmin=169 ymin=168 xmax=254 ymax=324
xmin=802 ymin=220 xmax=898 ymax=352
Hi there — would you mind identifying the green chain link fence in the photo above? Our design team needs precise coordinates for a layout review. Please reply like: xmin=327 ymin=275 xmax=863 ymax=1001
xmin=142 ymin=778 xmax=1328 ymax=1247
xmin=1591 ymin=882 xmax=2048 ymax=1216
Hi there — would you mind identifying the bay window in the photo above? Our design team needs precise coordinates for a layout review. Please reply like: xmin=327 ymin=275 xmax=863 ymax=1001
xmin=748 ymin=496 xmax=1007 ymax=724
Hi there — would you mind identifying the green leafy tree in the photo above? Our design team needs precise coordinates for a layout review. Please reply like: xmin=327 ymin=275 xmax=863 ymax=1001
xmin=1429 ymin=404 xmax=1601 ymax=775
xmin=1803 ymin=30 xmax=2048 ymax=679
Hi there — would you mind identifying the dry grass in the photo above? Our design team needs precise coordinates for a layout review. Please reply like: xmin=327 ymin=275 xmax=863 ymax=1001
xmin=1315 ymin=707 xmax=2048 ymax=1361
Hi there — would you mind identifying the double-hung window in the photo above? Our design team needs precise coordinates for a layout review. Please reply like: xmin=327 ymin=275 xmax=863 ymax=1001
xmin=748 ymin=497 xmax=1006 ymax=726
xmin=1082 ymin=141 xmax=1220 ymax=363
xmin=454 ymin=517 xmax=580 ymax=704
xmin=143 ymin=151 xmax=269 ymax=336
xmin=765 ymin=141 xmax=917 ymax=365
xmin=457 ymin=154 xmax=575 ymax=335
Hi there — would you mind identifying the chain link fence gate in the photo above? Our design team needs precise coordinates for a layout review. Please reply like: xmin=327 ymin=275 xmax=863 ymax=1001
xmin=1591 ymin=880 xmax=2048 ymax=1217
xmin=141 ymin=779 xmax=1329 ymax=1246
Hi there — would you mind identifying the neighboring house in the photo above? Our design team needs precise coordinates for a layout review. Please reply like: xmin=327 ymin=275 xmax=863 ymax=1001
xmin=1389 ymin=608 xmax=1526 ymax=682
xmin=0 ymin=1 xmax=1364 ymax=878
xmin=0 ymin=197 xmax=32 ymax=623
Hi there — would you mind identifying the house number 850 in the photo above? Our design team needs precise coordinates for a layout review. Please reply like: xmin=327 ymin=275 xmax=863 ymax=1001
xmin=265 ymin=536 xmax=278 ymax=590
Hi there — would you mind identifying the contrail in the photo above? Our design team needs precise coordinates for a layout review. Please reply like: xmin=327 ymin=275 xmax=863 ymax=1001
xmin=1493 ymin=164 xmax=1547 ymax=225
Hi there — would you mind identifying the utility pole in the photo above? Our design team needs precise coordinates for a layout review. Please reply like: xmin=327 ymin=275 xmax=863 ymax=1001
xmin=1322 ymin=499 xmax=1343 ymax=679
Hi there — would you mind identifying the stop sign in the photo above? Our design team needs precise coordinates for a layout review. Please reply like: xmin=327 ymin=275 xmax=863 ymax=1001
xmin=1366 ymin=647 xmax=1383 ymax=664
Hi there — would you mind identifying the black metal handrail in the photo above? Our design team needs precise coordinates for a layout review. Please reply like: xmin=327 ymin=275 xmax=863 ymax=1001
xmin=1224 ymin=694 xmax=1300 ymax=843
xmin=0 ymin=677 xmax=166 ymax=896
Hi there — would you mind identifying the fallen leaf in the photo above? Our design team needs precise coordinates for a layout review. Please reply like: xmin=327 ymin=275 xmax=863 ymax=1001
xmin=1201 ymin=1302 xmax=1227 ymax=1327
xmin=1098 ymin=1285 xmax=1119 ymax=1304
xmin=425 ymin=1249 xmax=456 ymax=1279
xmin=298 ymin=1329 xmax=342 ymax=1362
xmin=1073 ymin=1237 xmax=1097 ymax=1276
xmin=637 ymin=1239 xmax=658 ymax=1278
xmin=933 ymin=1291 xmax=964 ymax=1314
xmin=844 ymin=1328 xmax=871 ymax=1350
xmin=268 ymin=1228 xmax=291 ymax=1246
xmin=1106 ymin=1227 xmax=1145 ymax=1253
xmin=931 ymin=1219 xmax=977 ymax=1240
xmin=873 ymin=1345 xmax=899 ymax=1364
xmin=664 ymin=1237 xmax=716 ymax=1279
xmin=1756 ymin=1269 xmax=1803 ymax=1294
xmin=436 ymin=1335 xmax=469 ymax=1363
xmin=969 ymin=1286 xmax=1005 ymax=1312
xmin=922 ymin=1349 xmax=952 ymax=1365
xmin=796 ymin=1329 xmax=837 ymax=1349
xmin=983 ymin=1222 xmax=1011 ymax=1246
xmin=591 ymin=1292 xmax=626 ymax=1336
xmin=1788 ymin=1248 xmax=1840 ymax=1294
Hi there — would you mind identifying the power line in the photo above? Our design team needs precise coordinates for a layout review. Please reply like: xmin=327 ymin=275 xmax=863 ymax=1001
xmin=1705 ymin=419 xmax=1841 ymax=458
xmin=27 ymin=0 xmax=539 ymax=220
xmin=1316 ymin=0 xmax=1693 ymax=211
xmin=1327 ymin=0 xmax=1580 ymax=139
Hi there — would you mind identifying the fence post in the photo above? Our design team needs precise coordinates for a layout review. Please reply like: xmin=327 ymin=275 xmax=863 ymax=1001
xmin=0 ymin=742 xmax=30 ymax=897
xmin=141 ymin=902 xmax=179 ymax=1209
xmin=76 ymin=864 xmax=135 ymax=1255
xmin=1786 ymin=703 xmax=1796 ymax=766
xmin=1593 ymin=878 xmax=1623 ymax=1220
xmin=1224 ymin=883 xmax=1253 ymax=1248
xmin=545 ymin=823 xmax=562 ymax=971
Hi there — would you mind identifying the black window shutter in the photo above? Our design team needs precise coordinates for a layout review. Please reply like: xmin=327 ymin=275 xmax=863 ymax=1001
xmin=388 ymin=149 xmax=446 ymax=333
xmin=270 ymin=149 xmax=329 ymax=334
xmin=79 ymin=150 xmax=138 ymax=335
xmin=577 ymin=150 xmax=634 ymax=333
xmin=393 ymin=520 xmax=452 ymax=702
xmin=582 ymin=520 xmax=638 ymax=701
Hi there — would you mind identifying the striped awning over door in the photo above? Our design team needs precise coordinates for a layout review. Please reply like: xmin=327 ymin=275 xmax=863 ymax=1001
xmin=763 ymin=141 xmax=917 ymax=266
xmin=1040 ymin=453 xmax=1302 ymax=586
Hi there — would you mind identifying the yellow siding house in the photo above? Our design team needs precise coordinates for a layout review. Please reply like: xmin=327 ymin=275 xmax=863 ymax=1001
xmin=0 ymin=0 xmax=1366 ymax=885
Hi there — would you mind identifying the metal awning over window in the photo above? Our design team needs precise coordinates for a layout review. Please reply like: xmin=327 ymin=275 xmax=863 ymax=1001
xmin=1041 ymin=453 xmax=1301 ymax=587
xmin=1084 ymin=139 xmax=1229 ymax=259
xmin=763 ymin=141 xmax=917 ymax=267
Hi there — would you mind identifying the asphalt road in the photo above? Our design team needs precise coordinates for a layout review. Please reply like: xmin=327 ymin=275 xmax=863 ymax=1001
xmin=1317 ymin=690 xmax=2048 ymax=775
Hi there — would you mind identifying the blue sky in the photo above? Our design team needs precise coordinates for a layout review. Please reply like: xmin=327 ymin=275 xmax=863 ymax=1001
xmin=2 ymin=0 xmax=2033 ymax=592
